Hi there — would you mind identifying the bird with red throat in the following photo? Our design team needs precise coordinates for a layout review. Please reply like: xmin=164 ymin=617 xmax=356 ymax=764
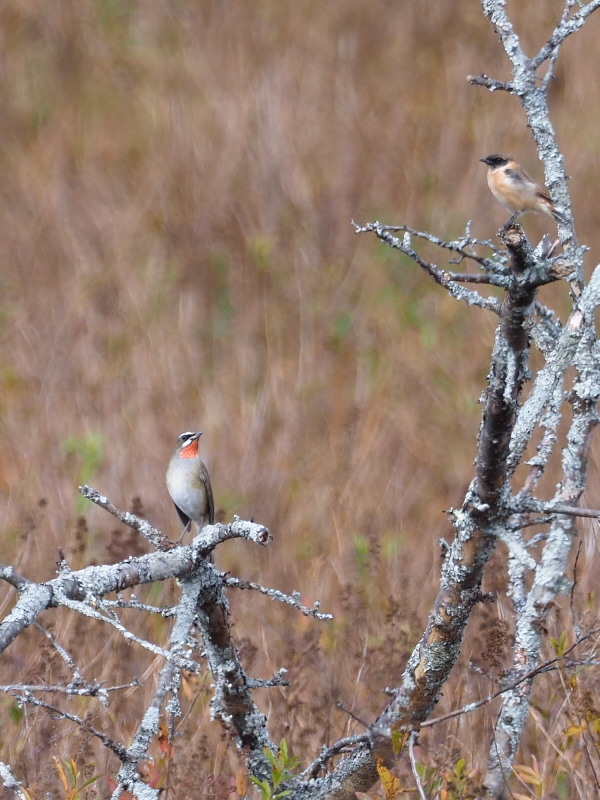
xmin=166 ymin=431 xmax=215 ymax=551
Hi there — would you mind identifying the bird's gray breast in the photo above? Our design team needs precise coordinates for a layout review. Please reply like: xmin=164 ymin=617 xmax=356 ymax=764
xmin=166 ymin=457 xmax=209 ymax=523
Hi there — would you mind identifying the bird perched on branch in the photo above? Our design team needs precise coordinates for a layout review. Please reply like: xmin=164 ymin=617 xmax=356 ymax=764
xmin=480 ymin=154 xmax=566 ymax=225
xmin=166 ymin=431 xmax=215 ymax=549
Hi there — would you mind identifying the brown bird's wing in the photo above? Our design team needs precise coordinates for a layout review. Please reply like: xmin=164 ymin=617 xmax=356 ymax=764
xmin=506 ymin=165 xmax=542 ymax=192
xmin=518 ymin=165 xmax=533 ymax=182
xmin=505 ymin=166 xmax=526 ymax=183
xmin=535 ymin=187 xmax=552 ymax=204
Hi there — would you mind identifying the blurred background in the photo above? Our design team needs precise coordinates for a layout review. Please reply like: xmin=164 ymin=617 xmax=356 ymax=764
xmin=1 ymin=1 xmax=600 ymax=797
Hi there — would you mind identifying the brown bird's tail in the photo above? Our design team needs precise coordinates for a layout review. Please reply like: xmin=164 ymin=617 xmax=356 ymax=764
xmin=537 ymin=189 xmax=567 ymax=225
xmin=552 ymin=206 xmax=567 ymax=225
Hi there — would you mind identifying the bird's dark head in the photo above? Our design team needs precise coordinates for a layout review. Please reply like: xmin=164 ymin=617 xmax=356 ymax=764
xmin=177 ymin=431 xmax=203 ymax=452
xmin=480 ymin=154 xmax=511 ymax=169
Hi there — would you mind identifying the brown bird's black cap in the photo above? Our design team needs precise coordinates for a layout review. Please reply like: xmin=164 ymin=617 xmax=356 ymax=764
xmin=480 ymin=154 xmax=511 ymax=168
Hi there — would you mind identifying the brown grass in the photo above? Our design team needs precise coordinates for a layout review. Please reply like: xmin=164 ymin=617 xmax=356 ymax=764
xmin=1 ymin=1 xmax=600 ymax=798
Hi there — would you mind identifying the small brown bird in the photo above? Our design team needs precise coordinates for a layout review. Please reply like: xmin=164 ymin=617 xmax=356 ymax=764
xmin=166 ymin=431 xmax=215 ymax=548
xmin=480 ymin=154 xmax=566 ymax=224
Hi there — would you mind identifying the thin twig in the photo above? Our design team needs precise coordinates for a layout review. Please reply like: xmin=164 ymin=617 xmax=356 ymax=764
xmin=79 ymin=485 xmax=174 ymax=550
xmin=14 ymin=691 xmax=127 ymax=760
xmin=422 ymin=625 xmax=600 ymax=729
xmin=225 ymin=576 xmax=332 ymax=619
xmin=521 ymin=501 xmax=600 ymax=520
xmin=301 ymin=735 xmax=370 ymax=780
xmin=409 ymin=731 xmax=427 ymax=800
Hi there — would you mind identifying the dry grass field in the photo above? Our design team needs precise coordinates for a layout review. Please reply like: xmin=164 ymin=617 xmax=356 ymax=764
xmin=1 ymin=1 xmax=600 ymax=797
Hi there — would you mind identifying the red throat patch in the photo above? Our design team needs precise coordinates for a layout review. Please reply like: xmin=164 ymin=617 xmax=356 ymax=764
xmin=180 ymin=439 xmax=199 ymax=459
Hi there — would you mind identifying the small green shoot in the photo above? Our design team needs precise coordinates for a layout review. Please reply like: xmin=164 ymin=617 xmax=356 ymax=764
xmin=249 ymin=739 xmax=300 ymax=799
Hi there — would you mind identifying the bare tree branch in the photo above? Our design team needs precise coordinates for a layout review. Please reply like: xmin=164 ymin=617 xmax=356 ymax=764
xmin=1 ymin=761 xmax=32 ymax=800
xmin=531 ymin=0 xmax=600 ymax=72
xmin=3 ymin=5 xmax=600 ymax=800
xmin=110 ymin=577 xmax=209 ymax=799
xmin=469 ymin=4 xmax=600 ymax=794
xmin=352 ymin=221 xmax=501 ymax=313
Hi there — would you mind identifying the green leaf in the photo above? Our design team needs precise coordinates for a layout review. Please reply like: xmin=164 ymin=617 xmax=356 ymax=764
xmin=455 ymin=756 xmax=465 ymax=780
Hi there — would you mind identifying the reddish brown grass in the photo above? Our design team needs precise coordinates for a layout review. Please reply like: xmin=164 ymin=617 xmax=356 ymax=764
xmin=1 ymin=1 xmax=600 ymax=798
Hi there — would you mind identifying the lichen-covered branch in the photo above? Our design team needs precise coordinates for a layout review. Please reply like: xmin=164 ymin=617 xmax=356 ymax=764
xmin=288 ymin=205 xmax=600 ymax=800
xmin=317 ymin=219 xmax=553 ymax=800
xmin=530 ymin=1 xmax=600 ymax=72
xmin=352 ymin=220 xmax=502 ymax=313
xmin=347 ymin=156 xmax=600 ymax=800
xmin=0 ymin=493 xmax=286 ymax=792
xmin=110 ymin=578 xmax=206 ymax=799
xmin=195 ymin=573 xmax=276 ymax=781
xmin=0 ymin=505 xmax=271 ymax=653
xmin=467 ymin=4 xmax=600 ymax=794
xmin=475 ymin=226 xmax=535 ymax=506
xmin=477 ymin=0 xmax=590 ymax=289
xmin=483 ymin=272 xmax=600 ymax=797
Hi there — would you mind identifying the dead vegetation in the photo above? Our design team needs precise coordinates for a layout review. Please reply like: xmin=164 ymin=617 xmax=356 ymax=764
xmin=1 ymin=1 xmax=600 ymax=797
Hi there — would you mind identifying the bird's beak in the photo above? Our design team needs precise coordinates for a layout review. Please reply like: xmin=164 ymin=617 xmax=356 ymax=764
xmin=479 ymin=158 xmax=488 ymax=164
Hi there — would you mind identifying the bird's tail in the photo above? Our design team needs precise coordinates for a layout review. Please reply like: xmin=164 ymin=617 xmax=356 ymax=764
xmin=538 ymin=191 xmax=568 ymax=225
xmin=552 ymin=205 xmax=567 ymax=225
